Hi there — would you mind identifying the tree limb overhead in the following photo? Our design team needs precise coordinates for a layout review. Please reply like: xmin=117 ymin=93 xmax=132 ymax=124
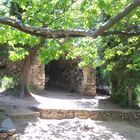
xmin=0 ymin=1 xmax=139 ymax=38
xmin=102 ymin=31 xmax=140 ymax=37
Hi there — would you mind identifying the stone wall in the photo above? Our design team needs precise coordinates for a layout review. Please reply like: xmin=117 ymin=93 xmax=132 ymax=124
xmin=0 ymin=57 xmax=96 ymax=96
xmin=37 ymin=108 xmax=140 ymax=120
xmin=0 ymin=58 xmax=45 ymax=90
xmin=0 ymin=59 xmax=21 ymax=76
xmin=81 ymin=67 xmax=96 ymax=96
xmin=0 ymin=131 xmax=17 ymax=140
xmin=29 ymin=58 xmax=45 ymax=90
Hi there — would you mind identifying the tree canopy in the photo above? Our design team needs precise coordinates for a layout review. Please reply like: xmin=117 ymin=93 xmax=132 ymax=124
xmin=0 ymin=0 xmax=140 ymax=103
xmin=0 ymin=0 xmax=139 ymax=62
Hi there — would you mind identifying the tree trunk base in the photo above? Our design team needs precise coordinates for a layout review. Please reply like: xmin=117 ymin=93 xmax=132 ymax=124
xmin=128 ymin=87 xmax=132 ymax=108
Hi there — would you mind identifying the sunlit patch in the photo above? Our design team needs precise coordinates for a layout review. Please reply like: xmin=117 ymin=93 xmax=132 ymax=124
xmin=0 ymin=88 xmax=5 ymax=94
xmin=95 ymin=95 xmax=110 ymax=100
xmin=31 ymin=92 xmax=99 ymax=110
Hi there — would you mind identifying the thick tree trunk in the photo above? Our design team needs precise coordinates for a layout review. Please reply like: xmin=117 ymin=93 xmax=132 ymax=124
xmin=111 ymin=77 xmax=118 ymax=96
xmin=128 ymin=86 xmax=133 ymax=108
xmin=20 ymin=55 xmax=32 ymax=98
xmin=20 ymin=48 xmax=38 ymax=98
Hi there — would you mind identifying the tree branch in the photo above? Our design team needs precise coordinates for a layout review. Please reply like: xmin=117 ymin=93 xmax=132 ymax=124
xmin=102 ymin=31 xmax=140 ymax=37
xmin=0 ymin=2 xmax=45 ymax=24
xmin=46 ymin=0 xmax=75 ymax=27
xmin=0 ymin=1 xmax=139 ymax=38
xmin=91 ymin=0 xmax=140 ymax=38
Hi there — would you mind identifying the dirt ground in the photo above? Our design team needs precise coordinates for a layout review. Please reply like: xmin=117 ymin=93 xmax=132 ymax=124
xmin=0 ymin=88 xmax=121 ymax=115
xmin=14 ymin=118 xmax=140 ymax=140
xmin=0 ymin=89 xmax=140 ymax=140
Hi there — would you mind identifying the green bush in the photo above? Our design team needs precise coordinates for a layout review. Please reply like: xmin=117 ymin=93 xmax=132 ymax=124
xmin=111 ymin=91 xmax=128 ymax=108
xmin=133 ymin=84 xmax=140 ymax=107
xmin=0 ymin=76 xmax=19 ymax=90
xmin=118 ymin=97 xmax=128 ymax=108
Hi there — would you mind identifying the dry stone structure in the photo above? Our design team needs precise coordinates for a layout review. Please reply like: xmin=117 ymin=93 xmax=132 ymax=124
xmin=0 ymin=58 xmax=96 ymax=96
xmin=29 ymin=58 xmax=45 ymax=90
xmin=36 ymin=108 xmax=140 ymax=120
xmin=0 ymin=58 xmax=45 ymax=90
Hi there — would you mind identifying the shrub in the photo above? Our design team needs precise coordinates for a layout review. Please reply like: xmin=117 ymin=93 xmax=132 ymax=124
xmin=133 ymin=84 xmax=140 ymax=107
xmin=1 ymin=76 xmax=19 ymax=90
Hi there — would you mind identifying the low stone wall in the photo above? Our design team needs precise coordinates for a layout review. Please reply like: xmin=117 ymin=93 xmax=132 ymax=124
xmin=38 ymin=109 xmax=140 ymax=120
xmin=0 ymin=129 xmax=17 ymax=140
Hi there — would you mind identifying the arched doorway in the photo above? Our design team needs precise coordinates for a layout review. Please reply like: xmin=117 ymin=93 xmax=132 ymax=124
xmin=45 ymin=58 xmax=96 ymax=96
xmin=45 ymin=59 xmax=83 ymax=92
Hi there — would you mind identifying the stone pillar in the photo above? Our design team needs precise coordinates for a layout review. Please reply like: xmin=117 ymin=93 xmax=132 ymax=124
xmin=29 ymin=58 xmax=45 ymax=90
xmin=81 ymin=67 xmax=96 ymax=96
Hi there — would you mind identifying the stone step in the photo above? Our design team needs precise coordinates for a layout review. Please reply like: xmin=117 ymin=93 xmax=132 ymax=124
xmin=32 ymin=107 xmax=140 ymax=121
xmin=8 ymin=111 xmax=40 ymax=120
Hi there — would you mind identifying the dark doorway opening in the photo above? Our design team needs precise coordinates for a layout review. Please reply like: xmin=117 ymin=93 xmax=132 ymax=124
xmin=45 ymin=60 xmax=67 ymax=90
xmin=45 ymin=59 xmax=83 ymax=92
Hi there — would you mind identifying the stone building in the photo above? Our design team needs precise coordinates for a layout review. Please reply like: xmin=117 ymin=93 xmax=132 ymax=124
xmin=0 ymin=57 xmax=96 ymax=96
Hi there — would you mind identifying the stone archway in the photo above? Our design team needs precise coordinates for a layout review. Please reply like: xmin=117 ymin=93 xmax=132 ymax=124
xmin=44 ymin=58 xmax=96 ymax=96
xmin=45 ymin=59 xmax=83 ymax=92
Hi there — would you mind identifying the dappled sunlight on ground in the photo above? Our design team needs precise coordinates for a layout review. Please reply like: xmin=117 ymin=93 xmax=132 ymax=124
xmin=14 ymin=117 xmax=140 ymax=140
xmin=0 ymin=88 xmax=6 ymax=94
xmin=0 ymin=88 xmax=123 ymax=116
xmin=31 ymin=92 xmax=99 ymax=109
xmin=31 ymin=89 xmax=120 ymax=110
xmin=0 ymin=88 xmax=121 ymax=118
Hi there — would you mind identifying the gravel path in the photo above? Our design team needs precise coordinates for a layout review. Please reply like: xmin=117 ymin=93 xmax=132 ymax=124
xmin=14 ymin=118 xmax=140 ymax=140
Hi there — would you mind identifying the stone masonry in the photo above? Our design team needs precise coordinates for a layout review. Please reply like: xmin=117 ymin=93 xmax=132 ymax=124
xmin=29 ymin=57 xmax=45 ymax=90
xmin=82 ymin=67 xmax=96 ymax=96
xmin=37 ymin=108 xmax=140 ymax=121
xmin=0 ymin=58 xmax=45 ymax=90
xmin=0 ymin=58 xmax=96 ymax=96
